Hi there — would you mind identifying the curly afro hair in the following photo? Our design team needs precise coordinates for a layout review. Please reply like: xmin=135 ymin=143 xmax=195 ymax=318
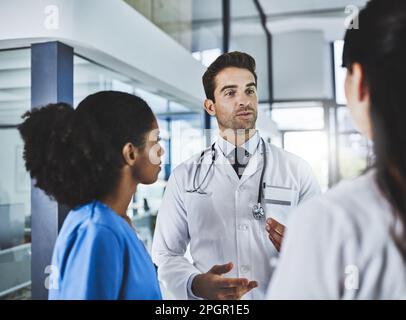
xmin=18 ymin=91 xmax=155 ymax=209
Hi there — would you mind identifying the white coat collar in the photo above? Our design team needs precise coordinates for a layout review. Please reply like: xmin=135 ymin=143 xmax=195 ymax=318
xmin=214 ymin=131 xmax=267 ymax=184
xmin=216 ymin=130 xmax=260 ymax=157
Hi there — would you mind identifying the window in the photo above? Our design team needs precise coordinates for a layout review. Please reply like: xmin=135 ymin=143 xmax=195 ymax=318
xmin=337 ymin=105 xmax=357 ymax=132
xmin=0 ymin=49 xmax=31 ymax=299
xmin=272 ymin=103 xmax=328 ymax=190
xmin=0 ymin=49 xmax=31 ymax=125
xmin=272 ymin=107 xmax=324 ymax=131
xmin=171 ymin=115 xmax=205 ymax=167
xmin=336 ymin=106 xmax=371 ymax=180
xmin=192 ymin=48 xmax=221 ymax=67
xmin=338 ymin=133 xmax=369 ymax=180
xmin=257 ymin=103 xmax=281 ymax=147
xmin=284 ymin=131 xmax=329 ymax=190
xmin=334 ymin=40 xmax=347 ymax=105
xmin=73 ymin=55 xmax=137 ymax=107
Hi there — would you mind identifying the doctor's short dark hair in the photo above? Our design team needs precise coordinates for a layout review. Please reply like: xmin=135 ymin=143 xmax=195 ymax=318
xmin=202 ymin=51 xmax=258 ymax=102
xmin=18 ymin=91 xmax=155 ymax=209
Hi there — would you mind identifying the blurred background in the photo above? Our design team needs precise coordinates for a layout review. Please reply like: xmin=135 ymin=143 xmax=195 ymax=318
xmin=0 ymin=0 xmax=372 ymax=299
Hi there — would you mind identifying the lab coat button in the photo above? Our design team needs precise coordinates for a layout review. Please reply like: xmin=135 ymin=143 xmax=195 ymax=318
xmin=240 ymin=265 xmax=250 ymax=273
xmin=236 ymin=185 xmax=246 ymax=193
xmin=238 ymin=224 xmax=248 ymax=231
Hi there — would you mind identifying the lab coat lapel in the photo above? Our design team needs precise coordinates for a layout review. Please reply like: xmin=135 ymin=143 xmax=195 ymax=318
xmin=239 ymin=142 xmax=267 ymax=184
xmin=214 ymin=144 xmax=240 ymax=184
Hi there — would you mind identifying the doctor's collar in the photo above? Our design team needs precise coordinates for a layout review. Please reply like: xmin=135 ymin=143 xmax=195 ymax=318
xmin=217 ymin=130 xmax=260 ymax=157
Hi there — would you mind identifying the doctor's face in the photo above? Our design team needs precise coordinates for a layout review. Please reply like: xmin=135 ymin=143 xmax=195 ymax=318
xmin=206 ymin=67 xmax=258 ymax=131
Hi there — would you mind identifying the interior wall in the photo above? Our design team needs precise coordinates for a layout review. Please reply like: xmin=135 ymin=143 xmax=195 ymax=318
xmin=230 ymin=34 xmax=269 ymax=102
xmin=272 ymin=30 xmax=333 ymax=101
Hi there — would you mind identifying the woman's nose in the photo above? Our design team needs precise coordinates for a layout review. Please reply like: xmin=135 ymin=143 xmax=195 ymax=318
xmin=159 ymin=144 xmax=165 ymax=157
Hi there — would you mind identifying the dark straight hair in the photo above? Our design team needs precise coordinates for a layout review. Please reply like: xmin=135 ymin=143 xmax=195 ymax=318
xmin=343 ymin=0 xmax=406 ymax=256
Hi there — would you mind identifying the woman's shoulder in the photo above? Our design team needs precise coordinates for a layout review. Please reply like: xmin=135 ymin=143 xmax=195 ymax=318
xmin=60 ymin=200 xmax=129 ymax=244
xmin=322 ymin=170 xmax=388 ymax=219
xmin=290 ymin=170 xmax=392 ymax=242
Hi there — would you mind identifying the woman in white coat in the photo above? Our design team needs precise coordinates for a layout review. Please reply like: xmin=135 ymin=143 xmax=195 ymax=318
xmin=266 ymin=0 xmax=406 ymax=299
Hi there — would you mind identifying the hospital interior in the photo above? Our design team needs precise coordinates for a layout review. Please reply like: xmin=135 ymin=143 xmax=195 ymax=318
xmin=0 ymin=0 xmax=375 ymax=300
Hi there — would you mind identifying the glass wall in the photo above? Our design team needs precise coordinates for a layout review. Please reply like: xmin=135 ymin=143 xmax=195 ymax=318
xmin=192 ymin=48 xmax=221 ymax=67
xmin=334 ymin=40 xmax=347 ymax=105
xmin=0 ymin=48 xmax=31 ymax=299
xmin=269 ymin=41 xmax=373 ymax=191
xmin=124 ymin=0 xmax=194 ymax=51
xmin=191 ymin=0 xmax=223 ymax=54
xmin=284 ymin=131 xmax=329 ymax=190
xmin=271 ymin=102 xmax=329 ymax=190
xmin=170 ymin=115 xmax=205 ymax=167
xmin=74 ymin=55 xmax=138 ymax=106
xmin=336 ymin=107 xmax=371 ymax=180
xmin=271 ymin=104 xmax=371 ymax=190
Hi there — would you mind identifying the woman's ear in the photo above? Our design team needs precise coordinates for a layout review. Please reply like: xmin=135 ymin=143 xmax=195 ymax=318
xmin=204 ymin=99 xmax=216 ymax=116
xmin=122 ymin=143 xmax=138 ymax=166
xmin=346 ymin=63 xmax=373 ymax=139
xmin=352 ymin=63 xmax=370 ymax=103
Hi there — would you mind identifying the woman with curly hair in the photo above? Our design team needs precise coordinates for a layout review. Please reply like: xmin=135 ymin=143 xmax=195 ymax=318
xmin=18 ymin=91 xmax=164 ymax=299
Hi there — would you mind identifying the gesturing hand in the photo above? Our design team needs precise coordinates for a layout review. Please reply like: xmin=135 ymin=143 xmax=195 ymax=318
xmin=191 ymin=262 xmax=258 ymax=300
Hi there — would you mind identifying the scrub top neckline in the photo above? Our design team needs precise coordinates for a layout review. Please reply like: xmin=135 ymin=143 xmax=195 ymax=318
xmin=93 ymin=199 xmax=135 ymax=230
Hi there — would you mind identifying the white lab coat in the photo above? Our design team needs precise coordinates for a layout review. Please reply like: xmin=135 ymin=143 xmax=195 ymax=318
xmin=266 ymin=170 xmax=406 ymax=299
xmin=152 ymin=135 xmax=320 ymax=300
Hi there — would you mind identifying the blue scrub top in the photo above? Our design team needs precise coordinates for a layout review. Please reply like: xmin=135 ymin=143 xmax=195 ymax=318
xmin=48 ymin=200 xmax=162 ymax=300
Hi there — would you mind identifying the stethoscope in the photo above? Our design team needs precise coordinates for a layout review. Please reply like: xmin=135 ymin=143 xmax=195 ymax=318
xmin=186 ymin=138 xmax=267 ymax=220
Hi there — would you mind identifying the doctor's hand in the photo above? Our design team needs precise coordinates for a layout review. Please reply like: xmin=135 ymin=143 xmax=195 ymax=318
xmin=191 ymin=262 xmax=258 ymax=300
xmin=266 ymin=218 xmax=286 ymax=252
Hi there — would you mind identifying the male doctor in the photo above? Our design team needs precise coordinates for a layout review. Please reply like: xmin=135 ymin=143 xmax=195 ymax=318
xmin=152 ymin=51 xmax=320 ymax=300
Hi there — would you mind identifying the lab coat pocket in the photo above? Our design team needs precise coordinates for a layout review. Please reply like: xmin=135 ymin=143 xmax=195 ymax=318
xmin=183 ymin=192 xmax=219 ymax=237
xmin=183 ymin=192 xmax=225 ymax=264
xmin=263 ymin=186 xmax=299 ymax=226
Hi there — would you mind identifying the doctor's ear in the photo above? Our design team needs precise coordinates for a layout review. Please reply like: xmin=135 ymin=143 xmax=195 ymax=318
xmin=204 ymin=99 xmax=216 ymax=116
xmin=122 ymin=143 xmax=138 ymax=166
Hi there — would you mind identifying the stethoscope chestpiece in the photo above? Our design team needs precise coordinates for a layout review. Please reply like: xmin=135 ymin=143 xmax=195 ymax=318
xmin=252 ymin=203 xmax=265 ymax=220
